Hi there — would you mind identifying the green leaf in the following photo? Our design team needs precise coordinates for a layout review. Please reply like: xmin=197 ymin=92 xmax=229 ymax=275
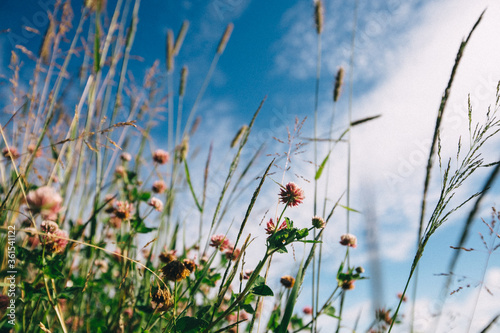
xmin=315 ymin=151 xmax=331 ymax=180
xmin=241 ymin=303 xmax=255 ymax=314
xmin=339 ymin=204 xmax=360 ymax=213
xmin=138 ymin=191 xmax=151 ymax=202
xmin=132 ymin=218 xmax=156 ymax=233
xmin=323 ymin=305 xmax=339 ymax=318
xmin=251 ymin=284 xmax=274 ymax=297
xmin=297 ymin=240 xmax=322 ymax=244
xmin=174 ymin=316 xmax=208 ymax=333
xmin=296 ymin=228 xmax=309 ymax=240
xmin=251 ymin=275 xmax=274 ymax=296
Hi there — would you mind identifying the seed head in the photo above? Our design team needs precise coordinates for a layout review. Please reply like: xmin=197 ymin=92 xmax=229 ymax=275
xmin=217 ymin=23 xmax=234 ymax=54
xmin=113 ymin=201 xmax=134 ymax=220
xmin=175 ymin=138 xmax=189 ymax=162
xmin=314 ymin=0 xmax=324 ymax=34
xmin=333 ymin=67 xmax=344 ymax=102
xmin=179 ymin=66 xmax=188 ymax=97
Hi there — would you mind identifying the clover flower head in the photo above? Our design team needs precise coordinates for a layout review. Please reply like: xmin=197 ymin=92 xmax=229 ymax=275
xmin=339 ymin=233 xmax=357 ymax=248
xmin=210 ymin=234 xmax=230 ymax=251
xmin=148 ymin=197 xmax=164 ymax=212
xmin=279 ymin=182 xmax=305 ymax=207
xmin=26 ymin=186 xmax=63 ymax=220
xmin=153 ymin=149 xmax=170 ymax=164
xmin=120 ymin=152 xmax=132 ymax=162
xmin=152 ymin=180 xmax=167 ymax=194
xmin=265 ymin=218 xmax=287 ymax=235
xmin=113 ymin=200 xmax=134 ymax=220
xmin=312 ymin=216 xmax=325 ymax=229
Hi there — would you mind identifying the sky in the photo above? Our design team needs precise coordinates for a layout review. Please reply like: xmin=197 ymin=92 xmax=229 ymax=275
xmin=2 ymin=0 xmax=500 ymax=332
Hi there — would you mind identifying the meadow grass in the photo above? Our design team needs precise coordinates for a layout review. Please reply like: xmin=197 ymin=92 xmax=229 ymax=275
xmin=1 ymin=1 xmax=500 ymax=333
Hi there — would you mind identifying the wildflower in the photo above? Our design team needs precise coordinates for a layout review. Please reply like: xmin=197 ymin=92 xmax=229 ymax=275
xmin=376 ymin=308 xmax=392 ymax=325
xmin=339 ymin=233 xmax=357 ymax=248
xmin=108 ymin=216 xmax=122 ymax=229
xmin=120 ymin=152 xmax=132 ymax=162
xmin=314 ymin=0 xmax=324 ymax=34
xmin=210 ymin=234 xmax=230 ymax=251
xmin=2 ymin=147 xmax=20 ymax=159
xmin=303 ymin=306 xmax=313 ymax=315
xmin=44 ymin=229 xmax=69 ymax=254
xmin=148 ymin=197 xmax=164 ymax=212
xmin=239 ymin=311 xmax=249 ymax=321
xmin=26 ymin=186 xmax=63 ymax=220
xmin=152 ymin=180 xmax=167 ymax=194
xmin=339 ymin=279 xmax=355 ymax=290
xmin=279 ymin=182 xmax=305 ymax=207
xmin=115 ymin=165 xmax=127 ymax=178
xmin=397 ymin=292 xmax=407 ymax=302
xmin=159 ymin=249 xmax=177 ymax=264
xmin=312 ymin=216 xmax=325 ymax=229
xmin=151 ymin=287 xmax=173 ymax=311
xmin=153 ymin=149 xmax=170 ymax=164
xmin=240 ymin=269 xmax=253 ymax=281
xmin=94 ymin=259 xmax=108 ymax=273
xmin=265 ymin=218 xmax=287 ymax=235
xmin=230 ymin=125 xmax=248 ymax=148
xmin=333 ymin=67 xmax=345 ymax=102
xmin=161 ymin=260 xmax=190 ymax=281
xmin=355 ymin=266 xmax=365 ymax=274
xmin=224 ymin=246 xmax=241 ymax=261
xmin=28 ymin=144 xmax=42 ymax=157
xmin=104 ymin=194 xmax=116 ymax=213
xmin=113 ymin=201 xmax=134 ymax=220
xmin=183 ymin=258 xmax=197 ymax=273
xmin=280 ymin=275 xmax=295 ymax=289
xmin=41 ymin=220 xmax=59 ymax=233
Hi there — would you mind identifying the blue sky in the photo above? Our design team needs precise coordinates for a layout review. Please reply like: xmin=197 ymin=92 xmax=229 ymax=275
xmin=2 ymin=0 xmax=500 ymax=331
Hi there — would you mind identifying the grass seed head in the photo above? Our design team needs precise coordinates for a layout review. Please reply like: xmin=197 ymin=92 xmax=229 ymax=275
xmin=314 ymin=0 xmax=324 ymax=34
xmin=217 ymin=23 xmax=234 ymax=54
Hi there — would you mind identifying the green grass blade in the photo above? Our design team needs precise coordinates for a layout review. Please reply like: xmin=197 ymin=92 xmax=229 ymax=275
xmin=184 ymin=160 xmax=203 ymax=212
